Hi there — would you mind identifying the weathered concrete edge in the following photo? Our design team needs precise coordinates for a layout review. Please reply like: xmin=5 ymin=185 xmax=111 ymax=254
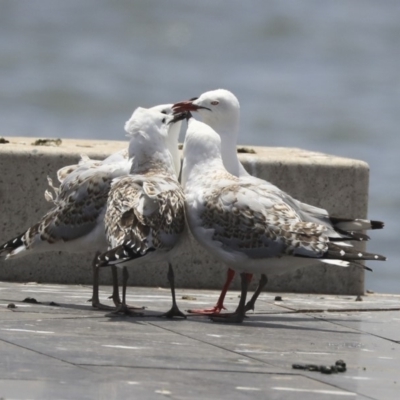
xmin=0 ymin=137 xmax=370 ymax=294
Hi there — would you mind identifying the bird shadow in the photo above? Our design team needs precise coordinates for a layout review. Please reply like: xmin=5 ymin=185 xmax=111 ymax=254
xmin=181 ymin=313 xmax=361 ymax=334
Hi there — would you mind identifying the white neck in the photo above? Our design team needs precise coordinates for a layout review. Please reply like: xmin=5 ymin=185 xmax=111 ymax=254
xmin=166 ymin=120 xmax=182 ymax=178
xmin=130 ymin=148 xmax=175 ymax=176
xmin=182 ymin=119 xmax=225 ymax=187
xmin=201 ymin=112 xmax=248 ymax=177
xmin=128 ymin=131 xmax=176 ymax=176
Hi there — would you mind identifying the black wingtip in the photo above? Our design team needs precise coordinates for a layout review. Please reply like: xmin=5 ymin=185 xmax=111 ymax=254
xmin=370 ymin=220 xmax=384 ymax=229
xmin=95 ymin=244 xmax=156 ymax=268
xmin=0 ymin=233 xmax=25 ymax=256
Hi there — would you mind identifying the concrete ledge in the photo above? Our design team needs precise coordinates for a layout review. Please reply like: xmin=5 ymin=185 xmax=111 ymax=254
xmin=0 ymin=137 xmax=370 ymax=294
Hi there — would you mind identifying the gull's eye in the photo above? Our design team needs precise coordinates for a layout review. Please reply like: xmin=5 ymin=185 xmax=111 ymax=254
xmin=161 ymin=110 xmax=167 ymax=114
xmin=211 ymin=100 xmax=219 ymax=106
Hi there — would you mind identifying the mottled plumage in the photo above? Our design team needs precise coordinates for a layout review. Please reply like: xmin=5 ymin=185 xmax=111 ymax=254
xmin=1 ymin=103 xmax=184 ymax=312
xmin=101 ymin=172 xmax=185 ymax=265
xmin=95 ymin=107 xmax=187 ymax=318
xmin=174 ymin=89 xmax=385 ymax=316
xmin=181 ymin=116 xmax=386 ymax=322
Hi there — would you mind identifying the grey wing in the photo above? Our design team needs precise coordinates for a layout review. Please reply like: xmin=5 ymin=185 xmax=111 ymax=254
xmin=240 ymin=175 xmax=346 ymax=238
xmin=25 ymin=171 xmax=114 ymax=249
xmin=201 ymin=183 xmax=329 ymax=259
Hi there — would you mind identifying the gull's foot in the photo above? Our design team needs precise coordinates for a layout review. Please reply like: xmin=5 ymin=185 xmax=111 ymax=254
xmin=106 ymin=304 xmax=144 ymax=318
xmin=244 ymin=301 xmax=255 ymax=313
xmin=159 ymin=304 xmax=187 ymax=319
xmin=209 ymin=312 xmax=246 ymax=324
xmin=187 ymin=305 xmax=226 ymax=315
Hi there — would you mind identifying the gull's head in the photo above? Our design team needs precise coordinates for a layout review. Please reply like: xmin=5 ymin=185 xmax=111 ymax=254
xmin=124 ymin=107 xmax=171 ymax=142
xmin=149 ymin=103 xmax=173 ymax=116
xmin=173 ymin=89 xmax=240 ymax=130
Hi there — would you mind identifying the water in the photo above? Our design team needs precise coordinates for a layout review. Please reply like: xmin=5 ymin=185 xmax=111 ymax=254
xmin=0 ymin=1 xmax=399 ymax=293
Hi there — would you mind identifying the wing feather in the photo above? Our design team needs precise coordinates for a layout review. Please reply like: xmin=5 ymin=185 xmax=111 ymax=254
xmin=200 ymin=182 xmax=329 ymax=259
xmin=104 ymin=174 xmax=185 ymax=254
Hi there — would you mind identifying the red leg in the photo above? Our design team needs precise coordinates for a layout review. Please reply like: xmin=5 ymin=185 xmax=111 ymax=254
xmin=210 ymin=273 xmax=250 ymax=323
xmin=188 ymin=269 xmax=236 ymax=314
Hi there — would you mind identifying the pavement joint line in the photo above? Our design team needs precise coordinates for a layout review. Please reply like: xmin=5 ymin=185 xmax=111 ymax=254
xmin=144 ymin=318 xmax=385 ymax=400
xmin=275 ymin=306 xmax=400 ymax=313
xmin=78 ymin=364 xmax=294 ymax=375
xmin=78 ymin=365 xmax=377 ymax=400
xmin=0 ymin=336 xmax=98 ymax=373
xmin=145 ymin=321 xmax=281 ymax=370
xmin=309 ymin=314 xmax=400 ymax=345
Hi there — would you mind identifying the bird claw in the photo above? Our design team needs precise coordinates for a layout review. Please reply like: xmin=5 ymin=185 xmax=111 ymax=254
xmin=244 ymin=302 xmax=255 ymax=313
xmin=158 ymin=305 xmax=187 ymax=319
xmin=187 ymin=304 xmax=227 ymax=315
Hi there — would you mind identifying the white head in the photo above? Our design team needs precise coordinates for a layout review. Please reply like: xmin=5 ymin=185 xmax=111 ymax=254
xmin=125 ymin=105 xmax=184 ymax=176
xmin=173 ymin=89 xmax=245 ymax=177
xmin=124 ymin=107 xmax=171 ymax=166
xmin=173 ymin=89 xmax=240 ymax=135
xmin=149 ymin=103 xmax=173 ymax=115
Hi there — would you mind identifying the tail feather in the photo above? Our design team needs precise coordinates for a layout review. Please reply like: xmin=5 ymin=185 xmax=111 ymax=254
xmin=330 ymin=217 xmax=384 ymax=231
xmin=96 ymin=243 xmax=155 ymax=267
xmin=321 ymin=259 xmax=373 ymax=271
xmin=295 ymin=243 xmax=386 ymax=267
xmin=329 ymin=229 xmax=370 ymax=242
xmin=0 ymin=233 xmax=26 ymax=258
xmin=324 ymin=243 xmax=386 ymax=261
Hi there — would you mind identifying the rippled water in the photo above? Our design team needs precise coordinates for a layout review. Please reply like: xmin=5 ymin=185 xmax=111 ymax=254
xmin=1 ymin=1 xmax=399 ymax=292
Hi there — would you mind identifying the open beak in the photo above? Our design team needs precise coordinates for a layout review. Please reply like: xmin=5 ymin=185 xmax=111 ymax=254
xmin=168 ymin=110 xmax=192 ymax=125
xmin=172 ymin=100 xmax=211 ymax=114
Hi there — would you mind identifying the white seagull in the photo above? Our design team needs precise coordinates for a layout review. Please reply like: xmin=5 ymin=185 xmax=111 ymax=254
xmin=95 ymin=107 xmax=187 ymax=318
xmin=173 ymin=89 xmax=385 ymax=315
xmin=0 ymin=103 xmax=183 ymax=311
xmin=176 ymin=111 xmax=386 ymax=323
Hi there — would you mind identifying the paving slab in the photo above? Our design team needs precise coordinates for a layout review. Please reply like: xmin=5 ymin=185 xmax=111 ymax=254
xmin=0 ymin=373 xmax=367 ymax=400
xmin=0 ymin=282 xmax=399 ymax=400
xmin=311 ymin=311 xmax=400 ymax=345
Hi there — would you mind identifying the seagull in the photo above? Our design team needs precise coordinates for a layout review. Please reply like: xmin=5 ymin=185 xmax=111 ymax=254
xmin=0 ymin=103 xmax=184 ymax=311
xmin=173 ymin=89 xmax=385 ymax=314
xmin=176 ymin=108 xmax=386 ymax=323
xmin=95 ymin=107 xmax=187 ymax=318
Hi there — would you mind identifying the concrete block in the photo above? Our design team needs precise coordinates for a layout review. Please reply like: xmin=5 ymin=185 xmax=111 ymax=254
xmin=0 ymin=137 xmax=370 ymax=294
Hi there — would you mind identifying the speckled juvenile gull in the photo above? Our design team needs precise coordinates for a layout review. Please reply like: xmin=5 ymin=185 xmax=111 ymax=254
xmin=179 ymin=113 xmax=386 ymax=323
xmin=0 ymin=103 xmax=183 ymax=311
xmin=95 ymin=107 xmax=187 ymax=318
xmin=173 ymin=89 xmax=385 ymax=315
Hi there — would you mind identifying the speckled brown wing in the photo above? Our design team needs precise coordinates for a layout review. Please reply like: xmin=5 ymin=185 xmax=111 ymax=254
xmin=200 ymin=182 xmax=329 ymax=259
xmin=101 ymin=173 xmax=185 ymax=265
xmin=25 ymin=171 xmax=112 ymax=248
